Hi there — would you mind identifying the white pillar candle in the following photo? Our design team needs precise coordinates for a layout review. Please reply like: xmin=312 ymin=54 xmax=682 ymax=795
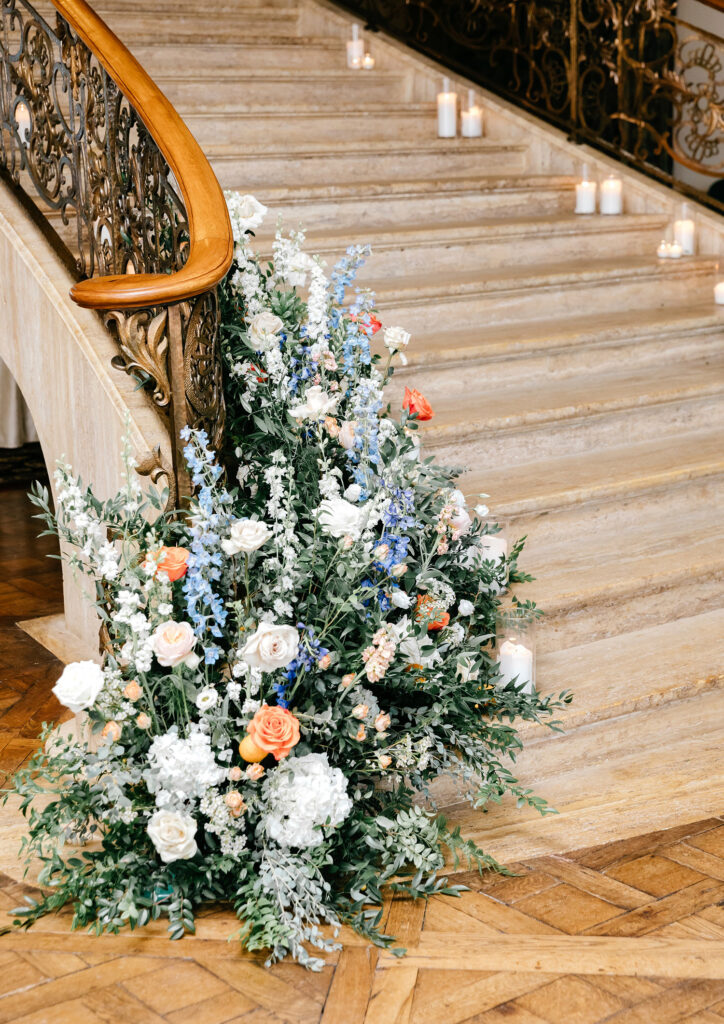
xmin=673 ymin=203 xmax=695 ymax=255
xmin=362 ymin=52 xmax=375 ymax=70
xmin=497 ymin=640 xmax=535 ymax=694
xmin=715 ymin=281 xmax=724 ymax=305
xmin=461 ymin=89 xmax=483 ymax=137
xmin=437 ymin=77 xmax=457 ymax=138
xmin=600 ymin=174 xmax=623 ymax=215
xmin=347 ymin=24 xmax=364 ymax=69
xmin=480 ymin=534 xmax=508 ymax=564
xmin=574 ymin=163 xmax=596 ymax=214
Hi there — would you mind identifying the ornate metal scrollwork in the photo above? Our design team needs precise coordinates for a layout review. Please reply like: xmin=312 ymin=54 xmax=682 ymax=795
xmin=337 ymin=0 xmax=723 ymax=205
xmin=0 ymin=0 xmax=225 ymax=499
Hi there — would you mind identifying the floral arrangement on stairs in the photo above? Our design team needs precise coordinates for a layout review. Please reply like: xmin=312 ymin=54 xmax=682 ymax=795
xmin=6 ymin=194 xmax=569 ymax=968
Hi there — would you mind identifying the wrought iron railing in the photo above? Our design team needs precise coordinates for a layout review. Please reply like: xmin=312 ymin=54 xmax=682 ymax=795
xmin=0 ymin=0 xmax=232 ymax=497
xmin=335 ymin=0 xmax=724 ymax=210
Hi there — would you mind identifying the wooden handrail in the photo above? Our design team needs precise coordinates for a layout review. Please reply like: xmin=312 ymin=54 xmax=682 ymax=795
xmin=51 ymin=0 xmax=233 ymax=310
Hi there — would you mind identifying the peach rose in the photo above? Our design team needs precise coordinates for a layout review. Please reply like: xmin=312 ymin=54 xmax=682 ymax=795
xmin=151 ymin=620 xmax=196 ymax=667
xmin=123 ymin=680 xmax=143 ymax=702
xmin=338 ymin=420 xmax=357 ymax=451
xmin=224 ymin=791 xmax=247 ymax=818
xmin=375 ymin=712 xmax=391 ymax=733
xmin=136 ymin=713 xmax=152 ymax=729
xmin=245 ymin=763 xmax=265 ymax=781
xmin=246 ymin=704 xmax=301 ymax=761
xmin=101 ymin=721 xmax=122 ymax=742
xmin=318 ymin=653 xmax=331 ymax=670
xmin=355 ymin=725 xmax=367 ymax=741
xmin=228 ymin=766 xmax=243 ymax=782
xmin=341 ymin=673 xmax=355 ymax=687
xmin=403 ymin=387 xmax=433 ymax=421
xmin=415 ymin=594 xmax=450 ymax=631
xmin=155 ymin=546 xmax=190 ymax=582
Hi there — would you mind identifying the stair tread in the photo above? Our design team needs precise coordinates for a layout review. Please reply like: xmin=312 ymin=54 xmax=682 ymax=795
xmin=207 ymin=138 xmax=525 ymax=158
xmin=405 ymin=352 xmax=724 ymax=434
xmin=372 ymin=254 xmax=717 ymax=304
xmin=255 ymin=173 xmax=576 ymax=203
xmin=439 ymin=685 xmax=724 ymax=861
xmin=457 ymin=429 xmax=724 ymax=514
xmin=399 ymin=303 xmax=724 ymax=366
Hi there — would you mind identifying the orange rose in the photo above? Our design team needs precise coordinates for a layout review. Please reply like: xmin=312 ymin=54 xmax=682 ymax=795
xmin=403 ymin=387 xmax=433 ymax=421
xmin=350 ymin=313 xmax=382 ymax=336
xmin=245 ymin=704 xmax=301 ymax=761
xmin=415 ymin=594 xmax=449 ymax=631
xmin=154 ymin=546 xmax=190 ymax=582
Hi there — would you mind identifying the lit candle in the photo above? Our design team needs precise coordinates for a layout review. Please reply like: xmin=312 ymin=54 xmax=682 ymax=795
xmin=437 ymin=77 xmax=457 ymax=138
xmin=600 ymin=174 xmax=623 ymax=215
xmin=673 ymin=202 xmax=695 ymax=255
xmin=346 ymin=23 xmax=364 ymax=69
xmin=715 ymin=281 xmax=724 ymax=305
xmin=656 ymin=239 xmax=669 ymax=259
xmin=574 ymin=164 xmax=596 ymax=214
xmin=668 ymin=241 xmax=682 ymax=259
xmin=362 ymin=52 xmax=375 ymax=71
xmin=461 ymin=89 xmax=483 ymax=138
xmin=497 ymin=640 xmax=535 ymax=694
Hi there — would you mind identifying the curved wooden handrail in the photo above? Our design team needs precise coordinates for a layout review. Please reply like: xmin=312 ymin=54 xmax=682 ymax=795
xmin=51 ymin=0 xmax=233 ymax=309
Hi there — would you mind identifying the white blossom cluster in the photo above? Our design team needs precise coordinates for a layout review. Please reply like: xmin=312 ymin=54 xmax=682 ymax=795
xmin=143 ymin=726 xmax=227 ymax=808
xmin=261 ymin=754 xmax=352 ymax=849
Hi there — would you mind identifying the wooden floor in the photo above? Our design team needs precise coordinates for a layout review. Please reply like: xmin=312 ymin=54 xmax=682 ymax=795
xmin=2 ymin=485 xmax=724 ymax=1024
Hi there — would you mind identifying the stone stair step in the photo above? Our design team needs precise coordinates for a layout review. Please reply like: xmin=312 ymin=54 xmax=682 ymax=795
xmin=373 ymin=256 xmax=718 ymax=332
xmin=207 ymin=138 xmax=528 ymax=188
xmin=264 ymin=213 xmax=669 ymax=275
xmin=516 ymin=477 xmax=724 ymax=648
xmin=99 ymin=8 xmax=301 ymax=41
xmin=457 ymin=429 xmax=724 ymax=517
xmin=157 ymin=69 xmax=412 ymax=107
xmin=398 ymin=352 xmax=724 ymax=466
xmin=393 ymin=304 xmax=724 ymax=380
xmin=255 ymin=174 xmax=577 ymax=228
xmin=437 ymin=685 xmax=724 ymax=862
xmin=178 ymin=104 xmax=438 ymax=146
xmin=131 ymin=38 xmax=350 ymax=73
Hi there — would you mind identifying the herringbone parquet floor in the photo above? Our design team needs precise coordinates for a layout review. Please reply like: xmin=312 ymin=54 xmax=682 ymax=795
xmin=2 ymin=485 xmax=724 ymax=1024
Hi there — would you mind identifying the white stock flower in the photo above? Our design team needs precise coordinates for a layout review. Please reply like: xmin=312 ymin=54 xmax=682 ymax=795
xmin=222 ymin=519 xmax=272 ymax=556
xmin=449 ymin=489 xmax=472 ymax=536
xmin=261 ymin=753 xmax=352 ymax=849
xmin=317 ymin=496 xmax=365 ymax=539
xmin=52 ymin=660 xmax=104 ymax=713
xmin=286 ymin=252 xmax=314 ymax=287
xmin=343 ymin=483 xmax=362 ymax=503
xmin=151 ymin=621 xmax=197 ymax=668
xmin=290 ymin=385 xmax=338 ymax=421
xmin=247 ymin=311 xmax=284 ymax=352
xmin=240 ymin=622 xmax=299 ymax=672
xmin=147 ymin=809 xmax=198 ymax=863
xmin=143 ymin=726 xmax=226 ymax=804
xmin=458 ymin=599 xmax=475 ymax=615
xmin=383 ymin=326 xmax=411 ymax=353
xmin=227 ymin=192 xmax=268 ymax=237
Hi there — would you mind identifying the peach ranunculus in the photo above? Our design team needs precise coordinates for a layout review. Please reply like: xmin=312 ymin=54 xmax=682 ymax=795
xmin=151 ymin=620 xmax=197 ymax=667
xmin=123 ymin=679 xmax=143 ymax=702
xmin=403 ymin=387 xmax=434 ymax=421
xmin=101 ymin=721 xmax=122 ymax=742
xmin=154 ymin=546 xmax=190 ymax=582
xmin=244 ymin=704 xmax=301 ymax=761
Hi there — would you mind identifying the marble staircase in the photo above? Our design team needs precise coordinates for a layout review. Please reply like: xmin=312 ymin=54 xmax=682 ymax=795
xmin=45 ymin=0 xmax=724 ymax=854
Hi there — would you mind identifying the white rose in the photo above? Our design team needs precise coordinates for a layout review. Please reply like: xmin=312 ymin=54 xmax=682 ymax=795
xmin=343 ymin=483 xmax=362 ymax=503
xmin=317 ymin=496 xmax=365 ymax=539
xmin=383 ymin=326 xmax=411 ymax=353
xmin=196 ymin=687 xmax=219 ymax=711
xmin=240 ymin=622 xmax=299 ymax=672
xmin=390 ymin=589 xmax=412 ymax=609
xmin=52 ymin=660 xmax=104 ymax=713
xmin=458 ymin=599 xmax=475 ymax=615
xmin=229 ymin=193 xmax=267 ymax=234
xmin=147 ymin=809 xmax=198 ymax=863
xmin=291 ymin=385 xmax=339 ymax=421
xmin=151 ymin=621 xmax=197 ymax=667
xmin=450 ymin=489 xmax=472 ymax=536
xmin=247 ymin=311 xmax=284 ymax=352
xmin=338 ymin=420 xmax=357 ymax=450
xmin=222 ymin=519 xmax=272 ymax=556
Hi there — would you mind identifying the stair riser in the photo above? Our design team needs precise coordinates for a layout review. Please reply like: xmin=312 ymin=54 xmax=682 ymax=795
xmin=537 ymin=571 xmax=724 ymax=653
xmin=180 ymin=110 xmax=436 ymax=146
xmin=426 ymin=393 xmax=724 ymax=468
xmin=211 ymin=145 xmax=527 ymax=188
xmin=378 ymin=266 xmax=716 ymax=332
xmin=102 ymin=14 xmax=299 ymax=38
xmin=160 ymin=74 xmax=411 ymax=108
xmin=134 ymin=43 xmax=349 ymax=73
xmin=307 ymin=223 xmax=667 ymax=279
xmin=395 ymin=328 xmax=724 ymax=386
xmin=258 ymin=186 xmax=575 ymax=232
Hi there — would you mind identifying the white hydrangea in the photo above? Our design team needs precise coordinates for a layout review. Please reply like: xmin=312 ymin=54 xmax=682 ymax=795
xmin=261 ymin=753 xmax=352 ymax=849
xmin=143 ymin=726 xmax=226 ymax=806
